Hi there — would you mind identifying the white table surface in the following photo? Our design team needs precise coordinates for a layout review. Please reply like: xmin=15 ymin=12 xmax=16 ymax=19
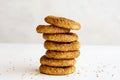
xmin=0 ymin=43 xmax=120 ymax=80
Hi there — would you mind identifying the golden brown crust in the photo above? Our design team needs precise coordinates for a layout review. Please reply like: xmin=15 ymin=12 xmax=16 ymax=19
xmin=46 ymin=50 xmax=80 ymax=59
xmin=40 ymin=55 xmax=76 ymax=67
xmin=36 ymin=25 xmax=70 ymax=33
xmin=44 ymin=40 xmax=80 ymax=51
xmin=43 ymin=32 xmax=78 ymax=42
xmin=44 ymin=16 xmax=81 ymax=30
xmin=39 ymin=65 xmax=75 ymax=75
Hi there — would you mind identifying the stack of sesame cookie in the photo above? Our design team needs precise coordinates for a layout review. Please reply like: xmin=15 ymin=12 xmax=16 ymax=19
xmin=36 ymin=16 xmax=81 ymax=75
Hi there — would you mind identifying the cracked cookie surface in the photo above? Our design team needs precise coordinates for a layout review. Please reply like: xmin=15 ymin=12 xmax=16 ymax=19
xmin=45 ymin=16 xmax=81 ymax=30
xmin=44 ymin=40 xmax=80 ymax=51
xmin=43 ymin=32 xmax=78 ymax=42
xmin=46 ymin=50 xmax=80 ymax=59
xmin=40 ymin=55 xmax=76 ymax=67
xmin=36 ymin=25 xmax=70 ymax=33
xmin=39 ymin=65 xmax=75 ymax=75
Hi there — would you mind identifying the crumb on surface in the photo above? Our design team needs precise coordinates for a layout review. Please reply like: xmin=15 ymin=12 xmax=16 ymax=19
xmin=30 ymin=77 xmax=33 ymax=79
xmin=113 ymin=66 xmax=116 ymax=69
xmin=112 ymin=74 xmax=114 ymax=77
xmin=77 ymin=70 xmax=80 ymax=74
xmin=101 ymin=69 xmax=103 ymax=72
xmin=96 ymin=73 xmax=99 ymax=78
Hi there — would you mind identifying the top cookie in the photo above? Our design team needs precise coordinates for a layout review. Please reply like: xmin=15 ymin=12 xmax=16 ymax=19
xmin=44 ymin=16 xmax=81 ymax=30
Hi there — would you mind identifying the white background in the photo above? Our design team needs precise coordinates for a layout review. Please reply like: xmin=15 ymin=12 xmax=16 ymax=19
xmin=0 ymin=0 xmax=120 ymax=45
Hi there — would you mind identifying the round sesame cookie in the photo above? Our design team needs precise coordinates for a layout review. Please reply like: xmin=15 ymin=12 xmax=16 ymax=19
xmin=44 ymin=40 xmax=80 ymax=51
xmin=44 ymin=16 xmax=81 ymax=30
xmin=46 ymin=50 xmax=80 ymax=59
xmin=39 ymin=65 xmax=75 ymax=75
xmin=43 ymin=32 xmax=78 ymax=42
xmin=36 ymin=25 xmax=70 ymax=33
xmin=40 ymin=55 xmax=76 ymax=67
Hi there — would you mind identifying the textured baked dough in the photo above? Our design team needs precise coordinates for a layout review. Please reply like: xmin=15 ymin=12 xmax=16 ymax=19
xmin=46 ymin=50 xmax=80 ymax=59
xmin=36 ymin=25 xmax=70 ymax=33
xmin=40 ymin=55 xmax=76 ymax=67
xmin=43 ymin=32 xmax=78 ymax=42
xmin=45 ymin=16 xmax=81 ymax=30
xmin=44 ymin=40 xmax=80 ymax=51
xmin=40 ymin=65 xmax=75 ymax=75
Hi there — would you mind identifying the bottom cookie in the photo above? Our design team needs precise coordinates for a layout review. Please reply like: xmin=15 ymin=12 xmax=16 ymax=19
xmin=39 ymin=65 xmax=75 ymax=75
